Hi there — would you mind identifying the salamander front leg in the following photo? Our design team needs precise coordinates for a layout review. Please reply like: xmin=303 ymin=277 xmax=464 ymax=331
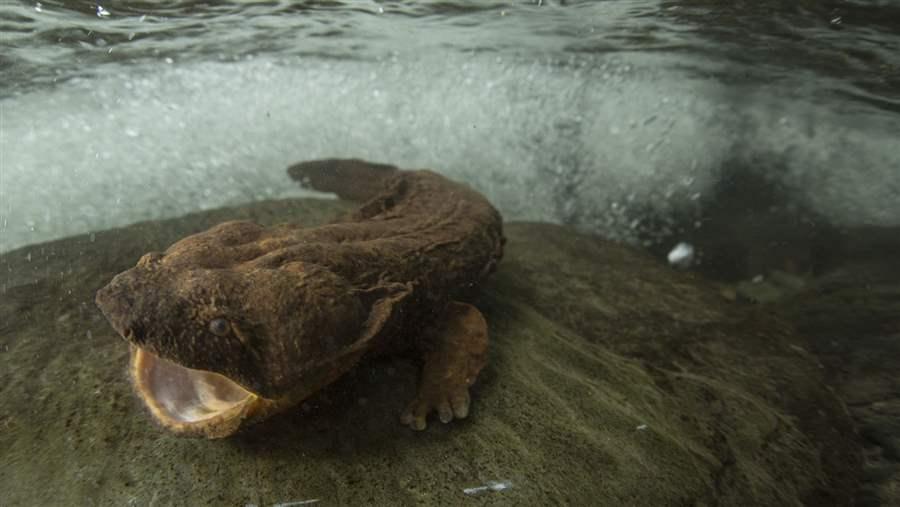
xmin=401 ymin=301 xmax=489 ymax=431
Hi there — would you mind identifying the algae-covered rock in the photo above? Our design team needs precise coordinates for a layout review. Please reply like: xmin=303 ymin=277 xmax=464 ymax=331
xmin=774 ymin=258 xmax=900 ymax=507
xmin=0 ymin=198 xmax=861 ymax=505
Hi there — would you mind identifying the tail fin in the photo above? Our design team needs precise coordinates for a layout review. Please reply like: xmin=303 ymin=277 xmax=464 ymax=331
xmin=287 ymin=159 xmax=398 ymax=201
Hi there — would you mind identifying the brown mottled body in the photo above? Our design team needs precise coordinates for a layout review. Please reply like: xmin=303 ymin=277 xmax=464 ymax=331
xmin=95 ymin=160 xmax=504 ymax=438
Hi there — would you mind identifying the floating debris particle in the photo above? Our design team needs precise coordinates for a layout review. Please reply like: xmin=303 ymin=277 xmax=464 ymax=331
xmin=636 ymin=424 xmax=648 ymax=431
xmin=667 ymin=242 xmax=694 ymax=268
xmin=463 ymin=480 xmax=513 ymax=496
xmin=272 ymin=500 xmax=320 ymax=507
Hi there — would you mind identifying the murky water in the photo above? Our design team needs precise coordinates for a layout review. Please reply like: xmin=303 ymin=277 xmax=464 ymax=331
xmin=1 ymin=1 xmax=899 ymax=505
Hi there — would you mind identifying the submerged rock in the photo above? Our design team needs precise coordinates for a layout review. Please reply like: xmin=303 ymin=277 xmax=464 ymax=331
xmin=0 ymin=198 xmax=861 ymax=505
xmin=774 ymin=256 xmax=900 ymax=507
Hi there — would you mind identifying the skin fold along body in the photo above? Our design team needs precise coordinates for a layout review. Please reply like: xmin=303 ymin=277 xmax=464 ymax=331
xmin=94 ymin=159 xmax=505 ymax=438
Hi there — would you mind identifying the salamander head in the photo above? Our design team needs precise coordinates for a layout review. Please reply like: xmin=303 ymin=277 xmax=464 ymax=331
xmin=95 ymin=251 xmax=368 ymax=438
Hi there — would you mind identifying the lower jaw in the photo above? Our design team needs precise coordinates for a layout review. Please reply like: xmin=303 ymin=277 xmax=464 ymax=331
xmin=129 ymin=346 xmax=278 ymax=438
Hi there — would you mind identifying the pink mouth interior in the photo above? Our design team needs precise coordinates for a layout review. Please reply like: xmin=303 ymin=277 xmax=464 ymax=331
xmin=132 ymin=348 xmax=254 ymax=423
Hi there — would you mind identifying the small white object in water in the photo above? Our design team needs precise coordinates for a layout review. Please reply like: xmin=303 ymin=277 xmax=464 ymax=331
xmin=667 ymin=242 xmax=694 ymax=268
xmin=271 ymin=500 xmax=320 ymax=507
xmin=96 ymin=5 xmax=110 ymax=17
xmin=636 ymin=424 xmax=648 ymax=431
xmin=463 ymin=480 xmax=513 ymax=496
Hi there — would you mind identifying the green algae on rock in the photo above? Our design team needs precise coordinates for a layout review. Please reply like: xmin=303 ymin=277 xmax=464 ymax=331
xmin=0 ymin=198 xmax=861 ymax=506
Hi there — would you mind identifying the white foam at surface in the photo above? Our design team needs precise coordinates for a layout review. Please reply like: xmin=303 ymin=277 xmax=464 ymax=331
xmin=1 ymin=52 xmax=898 ymax=254
xmin=734 ymin=93 xmax=900 ymax=226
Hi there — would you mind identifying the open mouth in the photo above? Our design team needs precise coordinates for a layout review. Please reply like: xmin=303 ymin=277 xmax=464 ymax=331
xmin=130 ymin=346 xmax=270 ymax=438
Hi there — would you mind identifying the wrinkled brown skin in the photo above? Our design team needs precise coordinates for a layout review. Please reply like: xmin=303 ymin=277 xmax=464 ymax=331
xmin=95 ymin=159 xmax=504 ymax=436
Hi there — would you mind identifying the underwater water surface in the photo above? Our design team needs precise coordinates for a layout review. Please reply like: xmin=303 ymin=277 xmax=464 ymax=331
xmin=2 ymin=0 xmax=899 ymax=253
xmin=1 ymin=0 xmax=899 ymax=505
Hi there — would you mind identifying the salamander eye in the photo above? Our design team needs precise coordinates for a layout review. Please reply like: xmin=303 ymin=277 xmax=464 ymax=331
xmin=208 ymin=318 xmax=231 ymax=336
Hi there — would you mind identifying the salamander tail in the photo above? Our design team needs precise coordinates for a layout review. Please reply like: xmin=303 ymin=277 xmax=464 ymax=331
xmin=287 ymin=159 xmax=399 ymax=201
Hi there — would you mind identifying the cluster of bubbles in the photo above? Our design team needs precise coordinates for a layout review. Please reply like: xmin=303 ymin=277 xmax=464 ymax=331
xmin=2 ymin=49 xmax=898 ymax=254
